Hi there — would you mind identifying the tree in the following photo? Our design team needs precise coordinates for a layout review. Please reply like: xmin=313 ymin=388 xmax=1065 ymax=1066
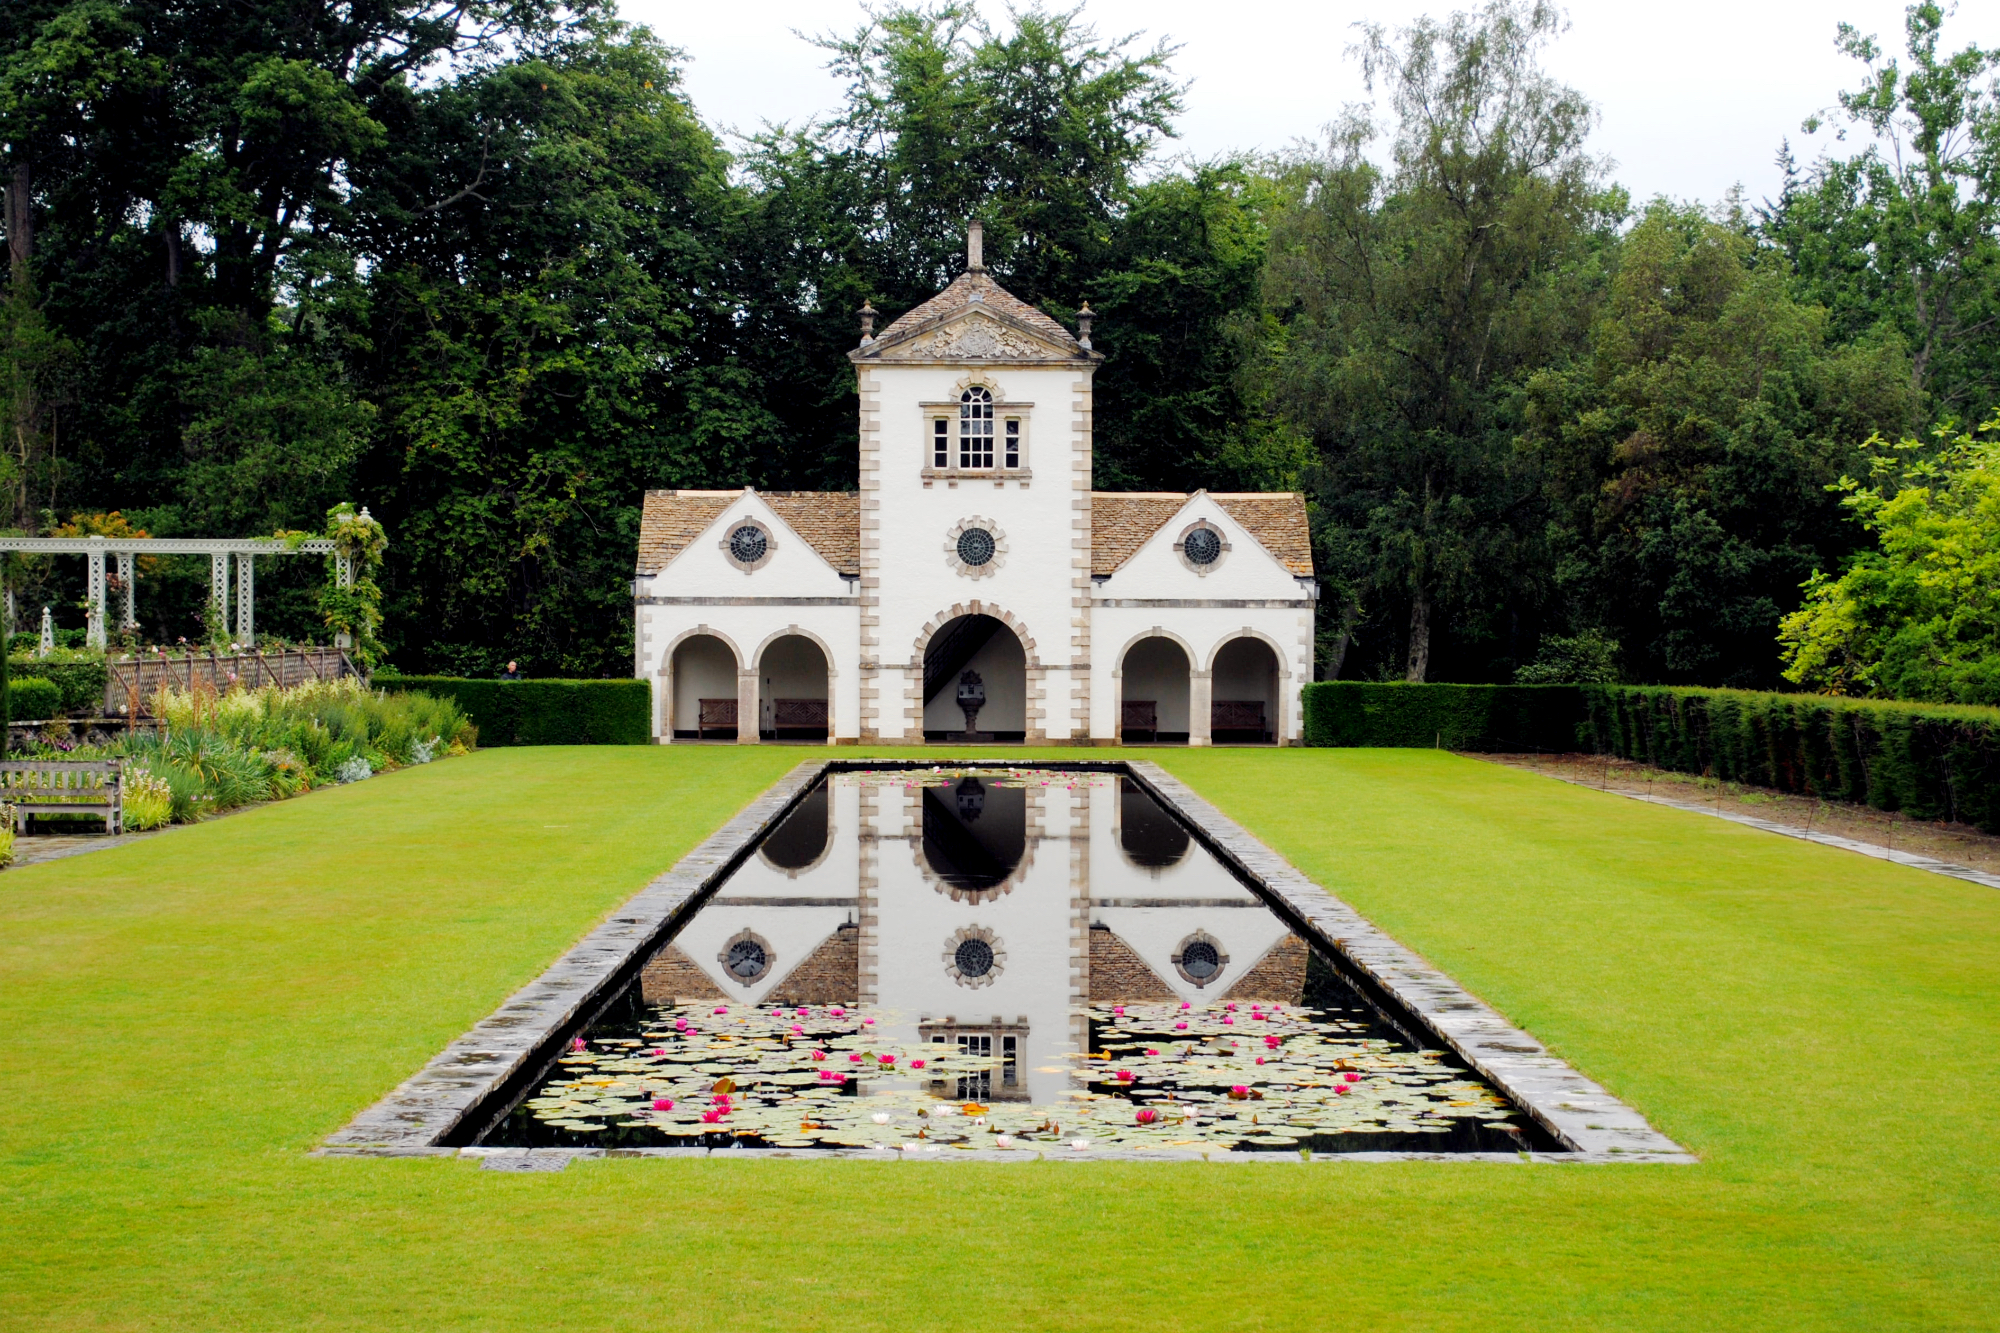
xmin=1763 ymin=3 xmax=1999 ymax=423
xmin=1779 ymin=416 xmax=2000 ymax=705
xmin=1259 ymin=0 xmax=1608 ymax=680
xmin=1521 ymin=202 xmax=1915 ymax=687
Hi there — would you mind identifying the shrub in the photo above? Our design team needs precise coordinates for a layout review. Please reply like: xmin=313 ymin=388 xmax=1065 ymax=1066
xmin=9 ymin=653 xmax=109 ymax=714
xmin=122 ymin=768 xmax=175 ymax=831
xmin=7 ymin=677 xmax=63 ymax=721
xmin=1583 ymin=685 xmax=2000 ymax=833
xmin=380 ymin=676 xmax=650 ymax=745
xmin=1302 ymin=682 xmax=1585 ymax=750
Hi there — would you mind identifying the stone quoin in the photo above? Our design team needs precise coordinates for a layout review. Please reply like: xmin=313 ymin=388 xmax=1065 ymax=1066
xmin=633 ymin=221 xmax=1317 ymax=745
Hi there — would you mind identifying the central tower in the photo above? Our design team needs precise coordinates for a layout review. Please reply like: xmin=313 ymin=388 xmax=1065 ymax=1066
xmin=848 ymin=223 xmax=1102 ymax=743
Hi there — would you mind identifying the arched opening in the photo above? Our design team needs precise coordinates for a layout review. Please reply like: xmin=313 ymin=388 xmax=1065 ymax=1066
xmin=759 ymin=782 xmax=830 ymax=874
xmin=921 ymin=614 xmax=1026 ymax=741
xmin=1118 ymin=776 xmax=1190 ymax=870
xmin=1211 ymin=637 xmax=1279 ymax=744
xmin=920 ymin=776 xmax=1026 ymax=899
xmin=670 ymin=634 xmax=739 ymax=740
xmin=1118 ymin=636 xmax=1191 ymax=743
xmin=757 ymin=634 xmax=830 ymax=741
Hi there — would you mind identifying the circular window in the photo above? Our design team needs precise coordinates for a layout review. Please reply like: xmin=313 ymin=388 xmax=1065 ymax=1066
xmin=725 ymin=938 xmax=768 ymax=980
xmin=954 ymin=938 xmax=995 ymax=978
xmin=728 ymin=525 xmax=768 ymax=565
xmin=956 ymin=528 xmax=995 ymax=567
xmin=1180 ymin=940 xmax=1219 ymax=979
xmin=1183 ymin=527 xmax=1222 ymax=565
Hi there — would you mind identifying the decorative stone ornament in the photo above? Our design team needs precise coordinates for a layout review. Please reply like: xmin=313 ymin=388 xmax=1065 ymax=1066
xmin=1173 ymin=519 xmax=1231 ymax=576
xmin=718 ymin=929 xmax=775 ymax=984
xmin=944 ymin=925 xmax=1006 ymax=989
xmin=720 ymin=521 xmax=776 ymax=573
xmin=1171 ymin=930 xmax=1229 ymax=988
xmin=943 ymin=516 xmax=1007 ymax=578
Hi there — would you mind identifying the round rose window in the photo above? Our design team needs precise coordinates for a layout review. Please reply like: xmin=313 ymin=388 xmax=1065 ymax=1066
xmin=1179 ymin=939 xmax=1220 ymax=980
xmin=728 ymin=525 xmax=768 ymax=564
xmin=725 ymin=938 xmax=768 ymax=980
xmin=954 ymin=938 xmax=995 ymax=978
xmin=1183 ymin=527 xmax=1222 ymax=565
xmin=956 ymin=528 xmax=996 ymax=567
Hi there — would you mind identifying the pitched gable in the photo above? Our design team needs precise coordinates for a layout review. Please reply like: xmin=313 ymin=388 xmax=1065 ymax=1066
xmin=1089 ymin=492 xmax=1314 ymax=577
xmin=636 ymin=489 xmax=861 ymax=577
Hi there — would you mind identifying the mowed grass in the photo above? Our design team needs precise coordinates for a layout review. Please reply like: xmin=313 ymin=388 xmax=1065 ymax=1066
xmin=2 ymin=745 xmax=1995 ymax=1330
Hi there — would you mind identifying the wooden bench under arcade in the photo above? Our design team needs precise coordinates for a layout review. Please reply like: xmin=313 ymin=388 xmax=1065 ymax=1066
xmin=0 ymin=760 xmax=123 ymax=834
xmin=696 ymin=698 xmax=738 ymax=740
xmin=1121 ymin=699 xmax=1158 ymax=742
xmin=1210 ymin=700 xmax=1268 ymax=743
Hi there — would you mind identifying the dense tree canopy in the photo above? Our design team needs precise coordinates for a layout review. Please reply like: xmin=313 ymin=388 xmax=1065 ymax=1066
xmin=1 ymin=0 xmax=1996 ymax=697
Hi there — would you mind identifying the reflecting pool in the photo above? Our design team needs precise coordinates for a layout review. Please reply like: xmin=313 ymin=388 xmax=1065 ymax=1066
xmin=482 ymin=768 xmax=1545 ymax=1154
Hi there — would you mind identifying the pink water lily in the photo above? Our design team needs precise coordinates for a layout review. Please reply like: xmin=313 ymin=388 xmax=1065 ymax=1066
xmin=910 ymin=1059 xmax=926 ymax=1070
xmin=790 ymin=1025 xmax=804 ymax=1035
xmin=568 ymin=1037 xmax=586 ymax=1052
xmin=1113 ymin=1006 xmax=1125 ymax=1016
xmin=1174 ymin=1022 xmax=1188 ymax=1030
xmin=1343 ymin=1072 xmax=1361 ymax=1083
xmin=848 ymin=1052 xmax=865 ymax=1062
xmin=1221 ymin=1017 xmax=1234 ymax=1025
xmin=811 ymin=1050 xmax=828 ymax=1061
xmin=651 ymin=1048 xmax=667 ymax=1057
xmin=830 ymin=1007 xmax=845 ymax=1016
xmin=1334 ymin=1084 xmax=1351 ymax=1096
xmin=701 ymin=1108 xmax=725 ymax=1124
xmin=1255 ymin=1056 xmax=1266 ymax=1066
xmin=713 ymin=1007 xmax=727 ymax=1015
xmin=1114 ymin=1070 xmax=1134 ymax=1082
xmin=652 ymin=1097 xmax=674 ymax=1112
xmin=1134 ymin=1108 xmax=1159 ymax=1125
xmin=1179 ymin=1001 xmax=1191 ymax=1010
xmin=878 ymin=1054 xmax=896 ymax=1066
xmin=1225 ymin=1003 xmax=1238 ymax=1012
xmin=1264 ymin=1034 xmax=1282 ymax=1049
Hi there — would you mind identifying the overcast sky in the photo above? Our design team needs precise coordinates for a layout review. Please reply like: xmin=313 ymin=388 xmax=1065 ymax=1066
xmin=614 ymin=0 xmax=1986 ymax=209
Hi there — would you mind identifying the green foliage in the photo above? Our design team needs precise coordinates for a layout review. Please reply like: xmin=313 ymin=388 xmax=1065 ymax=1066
xmin=7 ymin=652 xmax=104 ymax=713
xmin=1260 ymin=2 xmax=1611 ymax=683
xmin=1515 ymin=630 xmax=1621 ymax=684
xmin=318 ymin=502 xmax=387 ymax=666
xmin=1301 ymin=682 xmax=1583 ymax=750
xmin=1522 ymin=202 xmax=1916 ymax=688
xmin=113 ymin=677 xmax=473 ymax=822
xmin=384 ymin=675 xmax=649 ymax=745
xmin=6 ymin=675 xmax=60 ymax=720
xmin=1779 ymin=418 xmax=2000 ymax=704
xmin=1584 ymin=683 xmax=2000 ymax=833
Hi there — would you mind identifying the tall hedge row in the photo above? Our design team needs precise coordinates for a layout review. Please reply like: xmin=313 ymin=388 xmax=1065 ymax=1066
xmin=1582 ymin=685 xmax=2000 ymax=832
xmin=381 ymin=676 xmax=650 ymax=746
xmin=8 ymin=657 xmax=109 ymax=714
xmin=1301 ymin=682 xmax=1585 ymax=750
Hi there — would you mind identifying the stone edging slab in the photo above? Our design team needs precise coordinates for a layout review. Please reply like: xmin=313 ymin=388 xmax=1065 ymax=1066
xmin=321 ymin=758 xmax=1694 ymax=1166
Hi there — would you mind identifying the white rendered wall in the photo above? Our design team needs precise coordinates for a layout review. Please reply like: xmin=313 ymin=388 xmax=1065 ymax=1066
xmin=859 ymin=362 xmax=1092 ymax=741
xmin=634 ymin=491 xmax=861 ymax=742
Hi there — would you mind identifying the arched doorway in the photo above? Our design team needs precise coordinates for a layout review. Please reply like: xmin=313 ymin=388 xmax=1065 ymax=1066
xmin=670 ymin=634 xmax=739 ymax=740
xmin=1118 ymin=636 xmax=1191 ymax=743
xmin=1210 ymin=636 xmax=1279 ymax=744
xmin=757 ymin=634 xmax=830 ymax=741
xmin=922 ymin=614 xmax=1026 ymax=741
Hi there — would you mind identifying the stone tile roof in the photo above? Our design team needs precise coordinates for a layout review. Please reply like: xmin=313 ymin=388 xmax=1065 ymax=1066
xmin=636 ymin=490 xmax=861 ymax=577
xmin=1090 ymin=491 xmax=1314 ymax=577
xmin=763 ymin=492 xmax=860 ymax=576
xmin=873 ymin=269 xmax=1082 ymax=351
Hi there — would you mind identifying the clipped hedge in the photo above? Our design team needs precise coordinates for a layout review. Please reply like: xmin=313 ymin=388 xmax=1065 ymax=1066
xmin=1302 ymin=682 xmax=1585 ymax=751
xmin=1583 ymin=685 xmax=2000 ymax=833
xmin=7 ymin=677 xmax=62 ymax=721
xmin=8 ymin=656 xmax=109 ymax=715
xmin=380 ymin=676 xmax=650 ymax=746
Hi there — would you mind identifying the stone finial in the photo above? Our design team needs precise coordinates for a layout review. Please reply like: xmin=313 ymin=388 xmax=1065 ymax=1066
xmin=858 ymin=300 xmax=877 ymax=343
xmin=967 ymin=220 xmax=985 ymax=272
xmin=1076 ymin=302 xmax=1094 ymax=350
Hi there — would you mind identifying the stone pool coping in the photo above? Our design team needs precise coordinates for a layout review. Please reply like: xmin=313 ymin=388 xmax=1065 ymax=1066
xmin=319 ymin=758 xmax=1694 ymax=1167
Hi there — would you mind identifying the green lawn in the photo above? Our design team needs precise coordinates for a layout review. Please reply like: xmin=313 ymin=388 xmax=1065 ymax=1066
xmin=3 ymin=745 xmax=1995 ymax=1330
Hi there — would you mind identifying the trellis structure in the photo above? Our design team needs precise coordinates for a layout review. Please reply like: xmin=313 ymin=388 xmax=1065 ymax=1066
xmin=0 ymin=535 xmax=352 ymax=649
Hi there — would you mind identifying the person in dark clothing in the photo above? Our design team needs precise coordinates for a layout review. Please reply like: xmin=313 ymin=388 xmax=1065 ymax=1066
xmin=500 ymin=661 xmax=522 ymax=681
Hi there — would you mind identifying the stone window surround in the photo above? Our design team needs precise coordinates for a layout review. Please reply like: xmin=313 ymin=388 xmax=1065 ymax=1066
xmin=718 ymin=519 xmax=778 ymax=574
xmin=1173 ymin=518 xmax=1232 ymax=577
xmin=942 ymin=516 xmax=1009 ymax=580
xmin=920 ymin=381 xmax=1031 ymax=478
xmin=320 ymin=758 xmax=1695 ymax=1165
xmin=718 ymin=928 xmax=777 ymax=985
xmin=943 ymin=924 xmax=1006 ymax=989
xmin=1170 ymin=929 xmax=1230 ymax=988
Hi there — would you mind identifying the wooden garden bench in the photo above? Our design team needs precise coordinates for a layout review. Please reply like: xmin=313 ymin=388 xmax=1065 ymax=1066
xmin=771 ymin=698 xmax=828 ymax=732
xmin=696 ymin=698 xmax=738 ymax=740
xmin=1121 ymin=699 xmax=1158 ymax=740
xmin=0 ymin=760 xmax=122 ymax=834
xmin=1210 ymin=700 xmax=1267 ymax=740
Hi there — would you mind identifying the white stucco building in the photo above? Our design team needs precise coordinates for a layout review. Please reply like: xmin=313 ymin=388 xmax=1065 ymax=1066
xmin=633 ymin=223 xmax=1316 ymax=745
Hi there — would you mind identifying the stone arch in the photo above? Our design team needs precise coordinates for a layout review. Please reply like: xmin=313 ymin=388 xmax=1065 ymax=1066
xmin=911 ymin=601 xmax=1040 ymax=742
xmin=1113 ymin=628 xmax=1195 ymax=743
xmin=1205 ymin=630 xmax=1288 ymax=745
xmin=752 ymin=626 xmax=836 ymax=742
xmin=659 ymin=626 xmax=745 ymax=742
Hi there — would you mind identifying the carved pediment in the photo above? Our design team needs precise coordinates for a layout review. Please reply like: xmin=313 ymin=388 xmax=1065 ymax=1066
xmin=875 ymin=309 xmax=1074 ymax=362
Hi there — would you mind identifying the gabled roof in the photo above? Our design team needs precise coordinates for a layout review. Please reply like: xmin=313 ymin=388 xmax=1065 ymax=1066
xmin=864 ymin=269 xmax=1085 ymax=357
xmin=1090 ymin=491 xmax=1314 ymax=577
xmin=636 ymin=490 xmax=860 ymax=577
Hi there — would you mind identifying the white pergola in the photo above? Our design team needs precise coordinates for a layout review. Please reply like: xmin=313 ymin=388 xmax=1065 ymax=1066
xmin=0 ymin=535 xmax=348 ymax=648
